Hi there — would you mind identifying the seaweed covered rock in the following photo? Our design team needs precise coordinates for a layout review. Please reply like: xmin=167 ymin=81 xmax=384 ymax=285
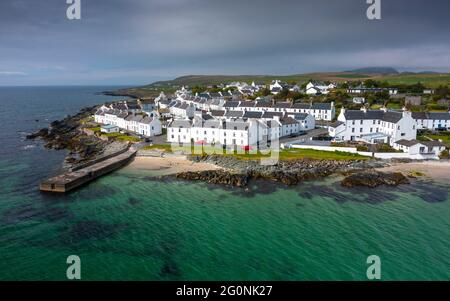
xmin=341 ymin=171 xmax=409 ymax=188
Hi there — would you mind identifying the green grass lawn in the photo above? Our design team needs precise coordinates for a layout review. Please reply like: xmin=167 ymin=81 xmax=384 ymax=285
xmin=386 ymin=102 xmax=403 ymax=110
xmin=145 ymin=144 xmax=369 ymax=161
xmin=86 ymin=126 xmax=101 ymax=133
xmin=101 ymin=132 xmax=141 ymax=142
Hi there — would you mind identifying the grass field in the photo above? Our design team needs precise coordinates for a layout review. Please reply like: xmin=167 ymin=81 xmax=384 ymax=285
xmin=144 ymin=144 xmax=369 ymax=161
xmin=108 ymin=71 xmax=450 ymax=99
xmin=101 ymin=132 xmax=141 ymax=142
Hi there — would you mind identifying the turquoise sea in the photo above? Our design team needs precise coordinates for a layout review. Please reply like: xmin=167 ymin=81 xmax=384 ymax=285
xmin=0 ymin=87 xmax=449 ymax=280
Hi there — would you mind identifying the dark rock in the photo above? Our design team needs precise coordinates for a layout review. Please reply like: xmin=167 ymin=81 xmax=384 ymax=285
xmin=341 ymin=171 xmax=409 ymax=188
xmin=26 ymin=105 xmax=109 ymax=167
xmin=176 ymin=170 xmax=249 ymax=187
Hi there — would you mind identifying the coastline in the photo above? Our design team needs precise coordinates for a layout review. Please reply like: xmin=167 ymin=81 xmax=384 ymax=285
xmin=124 ymin=154 xmax=224 ymax=176
xmin=125 ymin=154 xmax=450 ymax=187
xmin=377 ymin=160 xmax=450 ymax=183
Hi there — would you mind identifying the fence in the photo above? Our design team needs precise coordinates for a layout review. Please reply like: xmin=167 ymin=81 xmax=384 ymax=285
xmin=283 ymin=143 xmax=439 ymax=160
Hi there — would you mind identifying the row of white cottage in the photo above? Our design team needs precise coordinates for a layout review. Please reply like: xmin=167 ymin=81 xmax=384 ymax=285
xmin=161 ymin=97 xmax=336 ymax=122
xmin=94 ymin=108 xmax=162 ymax=137
xmin=167 ymin=111 xmax=316 ymax=147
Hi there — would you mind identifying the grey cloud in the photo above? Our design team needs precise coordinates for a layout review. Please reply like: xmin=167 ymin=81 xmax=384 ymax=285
xmin=0 ymin=0 xmax=449 ymax=85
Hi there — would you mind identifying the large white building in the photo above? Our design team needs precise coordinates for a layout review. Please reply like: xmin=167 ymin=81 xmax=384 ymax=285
xmin=222 ymin=100 xmax=335 ymax=121
xmin=167 ymin=119 xmax=262 ymax=148
xmin=329 ymin=107 xmax=417 ymax=145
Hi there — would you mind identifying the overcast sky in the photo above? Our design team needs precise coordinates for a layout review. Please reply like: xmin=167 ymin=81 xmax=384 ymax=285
xmin=1 ymin=0 xmax=449 ymax=86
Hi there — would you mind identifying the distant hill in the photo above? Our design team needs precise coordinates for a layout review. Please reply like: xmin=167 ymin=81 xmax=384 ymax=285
xmin=106 ymin=71 xmax=450 ymax=98
xmin=346 ymin=67 xmax=399 ymax=74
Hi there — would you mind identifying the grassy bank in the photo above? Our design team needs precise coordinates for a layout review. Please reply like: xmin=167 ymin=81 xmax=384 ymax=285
xmin=143 ymin=144 xmax=369 ymax=161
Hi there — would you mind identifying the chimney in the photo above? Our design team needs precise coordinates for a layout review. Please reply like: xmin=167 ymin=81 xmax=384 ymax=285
xmin=380 ymin=106 xmax=387 ymax=112
xmin=402 ymin=110 xmax=411 ymax=118
xmin=360 ymin=106 xmax=367 ymax=113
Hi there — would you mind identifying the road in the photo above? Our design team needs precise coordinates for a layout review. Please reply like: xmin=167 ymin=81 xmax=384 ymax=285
xmin=279 ymin=128 xmax=329 ymax=145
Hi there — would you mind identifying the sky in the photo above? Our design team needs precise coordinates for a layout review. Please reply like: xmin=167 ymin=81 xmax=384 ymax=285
xmin=0 ymin=0 xmax=450 ymax=86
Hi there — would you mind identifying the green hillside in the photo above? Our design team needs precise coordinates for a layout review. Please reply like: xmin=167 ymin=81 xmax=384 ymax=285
xmin=107 ymin=71 xmax=450 ymax=98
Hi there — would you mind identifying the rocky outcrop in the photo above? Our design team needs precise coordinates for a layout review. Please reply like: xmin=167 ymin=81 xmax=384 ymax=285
xmin=180 ymin=154 xmax=388 ymax=187
xmin=176 ymin=170 xmax=249 ymax=187
xmin=341 ymin=171 xmax=409 ymax=188
xmin=26 ymin=105 xmax=109 ymax=167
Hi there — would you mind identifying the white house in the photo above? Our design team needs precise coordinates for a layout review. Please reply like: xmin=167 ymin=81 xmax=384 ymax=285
xmin=170 ymin=101 xmax=196 ymax=119
xmin=412 ymin=112 xmax=450 ymax=130
xmin=347 ymin=86 xmax=398 ymax=95
xmin=329 ymin=107 xmax=417 ymax=145
xmin=305 ymin=81 xmax=336 ymax=95
xmin=287 ymin=113 xmax=316 ymax=131
xmin=393 ymin=140 xmax=446 ymax=156
xmin=353 ymin=97 xmax=366 ymax=104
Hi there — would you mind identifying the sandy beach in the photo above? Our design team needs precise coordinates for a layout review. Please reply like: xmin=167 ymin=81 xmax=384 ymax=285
xmin=124 ymin=154 xmax=223 ymax=176
xmin=377 ymin=161 xmax=450 ymax=183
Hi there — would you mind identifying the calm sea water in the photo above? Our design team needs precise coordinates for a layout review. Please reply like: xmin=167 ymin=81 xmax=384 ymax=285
xmin=0 ymin=87 xmax=449 ymax=280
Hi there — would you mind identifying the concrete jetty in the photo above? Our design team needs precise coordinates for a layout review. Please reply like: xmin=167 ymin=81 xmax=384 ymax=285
xmin=40 ymin=147 xmax=137 ymax=193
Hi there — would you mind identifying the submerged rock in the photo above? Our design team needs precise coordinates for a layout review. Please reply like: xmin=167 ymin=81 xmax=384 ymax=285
xmin=176 ymin=170 xmax=249 ymax=187
xmin=341 ymin=171 xmax=409 ymax=188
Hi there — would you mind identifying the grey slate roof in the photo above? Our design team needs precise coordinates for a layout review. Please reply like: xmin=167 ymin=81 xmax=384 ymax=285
xmin=311 ymin=103 xmax=332 ymax=110
xmin=274 ymin=102 xmax=292 ymax=109
xmin=210 ymin=110 xmax=226 ymax=117
xmin=291 ymin=103 xmax=311 ymax=109
xmin=255 ymin=101 xmax=273 ymax=108
xmin=291 ymin=113 xmax=309 ymax=120
xmin=381 ymin=111 xmax=403 ymax=123
xmin=243 ymin=111 xmax=263 ymax=119
xmin=396 ymin=139 xmax=445 ymax=147
xmin=428 ymin=112 xmax=450 ymax=120
xmin=411 ymin=112 xmax=428 ymax=120
xmin=239 ymin=101 xmax=256 ymax=108
xmin=280 ymin=117 xmax=299 ymax=125
xmin=224 ymin=101 xmax=240 ymax=108
xmin=343 ymin=110 xmax=384 ymax=121
xmin=225 ymin=111 xmax=244 ymax=118
xmin=262 ymin=112 xmax=284 ymax=119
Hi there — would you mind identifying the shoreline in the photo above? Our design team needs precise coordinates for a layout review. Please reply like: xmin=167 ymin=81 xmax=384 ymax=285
xmin=125 ymin=154 xmax=450 ymax=187
xmin=376 ymin=160 xmax=450 ymax=183
xmin=123 ymin=154 xmax=224 ymax=176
